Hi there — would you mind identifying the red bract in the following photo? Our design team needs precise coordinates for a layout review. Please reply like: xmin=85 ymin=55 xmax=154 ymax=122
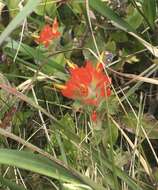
xmin=91 ymin=110 xmax=97 ymax=122
xmin=36 ymin=18 xmax=60 ymax=47
xmin=61 ymin=61 xmax=111 ymax=106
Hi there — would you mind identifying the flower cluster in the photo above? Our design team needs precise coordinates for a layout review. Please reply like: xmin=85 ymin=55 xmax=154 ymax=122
xmin=36 ymin=17 xmax=60 ymax=47
xmin=59 ymin=60 xmax=111 ymax=106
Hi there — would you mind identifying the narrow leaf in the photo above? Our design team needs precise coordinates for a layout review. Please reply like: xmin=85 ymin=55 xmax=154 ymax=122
xmin=0 ymin=84 xmax=144 ymax=190
xmin=0 ymin=149 xmax=80 ymax=184
xmin=89 ymin=0 xmax=158 ymax=57
xmin=0 ymin=0 xmax=41 ymax=45
xmin=0 ymin=176 xmax=25 ymax=190
xmin=142 ymin=0 xmax=156 ymax=29
xmin=0 ymin=149 xmax=106 ymax=190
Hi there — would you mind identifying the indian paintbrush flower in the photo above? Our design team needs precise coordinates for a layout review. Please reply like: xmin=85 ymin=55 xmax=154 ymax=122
xmin=55 ymin=60 xmax=111 ymax=106
xmin=36 ymin=17 xmax=60 ymax=47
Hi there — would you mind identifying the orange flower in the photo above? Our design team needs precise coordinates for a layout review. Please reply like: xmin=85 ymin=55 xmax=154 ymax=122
xmin=36 ymin=17 xmax=60 ymax=47
xmin=60 ymin=61 xmax=111 ymax=106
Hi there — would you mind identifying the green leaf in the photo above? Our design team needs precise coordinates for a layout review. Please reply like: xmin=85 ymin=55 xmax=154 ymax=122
xmin=142 ymin=0 xmax=156 ymax=29
xmin=89 ymin=0 xmax=135 ymax=32
xmin=0 ymin=149 xmax=85 ymax=185
xmin=0 ymin=149 xmax=107 ymax=190
xmin=153 ymin=167 xmax=158 ymax=182
xmin=0 ymin=85 xmax=144 ymax=190
xmin=102 ymin=123 xmax=118 ymax=147
xmin=105 ymin=41 xmax=116 ymax=52
xmin=0 ymin=176 xmax=25 ymax=190
xmin=5 ymin=40 xmax=64 ymax=73
xmin=0 ymin=0 xmax=42 ymax=46
xmin=0 ymin=73 xmax=17 ymax=122
xmin=6 ymin=0 xmax=20 ymax=17
xmin=125 ymin=6 xmax=143 ymax=29
xmin=89 ymin=0 xmax=158 ymax=57
xmin=123 ymin=112 xmax=158 ymax=139
xmin=111 ymin=31 xmax=128 ymax=43
xmin=35 ymin=0 xmax=56 ymax=16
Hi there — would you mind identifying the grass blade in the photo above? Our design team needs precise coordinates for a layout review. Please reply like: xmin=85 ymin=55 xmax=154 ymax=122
xmin=0 ymin=149 xmax=106 ymax=190
xmin=0 ymin=176 xmax=25 ymax=190
xmin=0 ymin=83 xmax=145 ymax=190
xmin=89 ymin=0 xmax=158 ymax=57
xmin=0 ymin=0 xmax=41 ymax=46
xmin=142 ymin=0 xmax=156 ymax=30
xmin=0 ymin=149 xmax=81 ymax=184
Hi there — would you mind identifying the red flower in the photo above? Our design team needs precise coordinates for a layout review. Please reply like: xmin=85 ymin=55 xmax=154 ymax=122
xmin=91 ymin=110 xmax=97 ymax=122
xmin=61 ymin=61 xmax=111 ymax=106
xmin=36 ymin=17 xmax=60 ymax=47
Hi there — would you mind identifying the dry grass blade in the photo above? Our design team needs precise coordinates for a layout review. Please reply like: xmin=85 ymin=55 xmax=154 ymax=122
xmin=109 ymin=68 xmax=158 ymax=85
xmin=110 ymin=116 xmax=151 ymax=175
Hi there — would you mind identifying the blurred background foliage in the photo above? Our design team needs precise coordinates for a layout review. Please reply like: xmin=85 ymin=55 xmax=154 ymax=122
xmin=0 ymin=0 xmax=158 ymax=189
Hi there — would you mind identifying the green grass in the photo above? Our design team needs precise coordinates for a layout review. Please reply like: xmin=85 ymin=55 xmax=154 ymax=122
xmin=0 ymin=0 xmax=157 ymax=189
